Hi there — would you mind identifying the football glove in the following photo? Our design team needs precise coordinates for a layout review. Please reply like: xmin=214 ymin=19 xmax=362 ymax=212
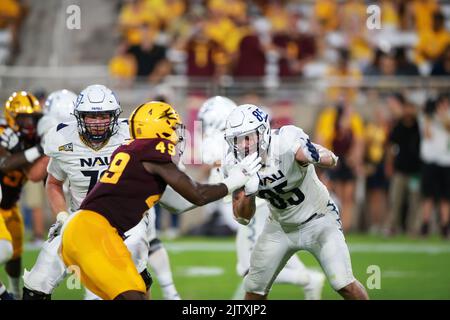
xmin=0 ymin=128 xmax=19 ymax=151
xmin=47 ymin=211 xmax=69 ymax=242
xmin=222 ymin=153 xmax=262 ymax=194
xmin=244 ymin=174 xmax=260 ymax=196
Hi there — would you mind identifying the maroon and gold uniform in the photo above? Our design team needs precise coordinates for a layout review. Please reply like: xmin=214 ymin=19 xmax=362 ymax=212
xmin=0 ymin=124 xmax=27 ymax=260
xmin=81 ymin=138 xmax=174 ymax=235
xmin=61 ymin=137 xmax=176 ymax=299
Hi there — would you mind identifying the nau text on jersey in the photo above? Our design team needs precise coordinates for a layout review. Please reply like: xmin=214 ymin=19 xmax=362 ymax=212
xmin=259 ymin=170 xmax=285 ymax=186
xmin=80 ymin=156 xmax=110 ymax=167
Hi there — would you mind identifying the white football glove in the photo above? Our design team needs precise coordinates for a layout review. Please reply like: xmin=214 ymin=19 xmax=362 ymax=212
xmin=222 ymin=153 xmax=262 ymax=194
xmin=0 ymin=128 xmax=19 ymax=150
xmin=47 ymin=211 xmax=69 ymax=242
xmin=244 ymin=174 xmax=260 ymax=196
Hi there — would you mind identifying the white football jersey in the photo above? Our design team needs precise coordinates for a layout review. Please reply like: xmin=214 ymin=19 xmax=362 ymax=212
xmin=44 ymin=119 xmax=130 ymax=212
xmin=226 ymin=125 xmax=330 ymax=225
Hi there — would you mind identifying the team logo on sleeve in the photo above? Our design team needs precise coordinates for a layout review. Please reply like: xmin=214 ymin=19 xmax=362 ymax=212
xmin=58 ymin=143 xmax=73 ymax=152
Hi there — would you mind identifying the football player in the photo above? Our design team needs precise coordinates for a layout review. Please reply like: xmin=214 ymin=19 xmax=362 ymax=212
xmin=22 ymin=85 xmax=179 ymax=300
xmin=224 ymin=104 xmax=369 ymax=300
xmin=59 ymin=101 xmax=261 ymax=300
xmin=197 ymin=96 xmax=325 ymax=300
xmin=0 ymin=91 xmax=48 ymax=299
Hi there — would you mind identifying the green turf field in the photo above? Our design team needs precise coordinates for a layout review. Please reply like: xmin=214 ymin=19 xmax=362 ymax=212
xmin=1 ymin=235 xmax=449 ymax=300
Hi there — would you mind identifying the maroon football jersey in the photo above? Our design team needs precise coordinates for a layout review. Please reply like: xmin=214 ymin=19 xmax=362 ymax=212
xmin=80 ymin=138 xmax=174 ymax=236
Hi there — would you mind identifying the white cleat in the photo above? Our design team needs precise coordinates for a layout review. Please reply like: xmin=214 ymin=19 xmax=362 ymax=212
xmin=303 ymin=270 xmax=325 ymax=300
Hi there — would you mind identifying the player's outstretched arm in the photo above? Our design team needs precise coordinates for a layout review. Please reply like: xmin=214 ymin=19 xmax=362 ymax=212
xmin=232 ymin=188 xmax=256 ymax=225
xmin=295 ymin=139 xmax=338 ymax=168
xmin=159 ymin=185 xmax=197 ymax=214
xmin=143 ymin=161 xmax=228 ymax=206
xmin=0 ymin=144 xmax=45 ymax=174
xmin=143 ymin=153 xmax=261 ymax=207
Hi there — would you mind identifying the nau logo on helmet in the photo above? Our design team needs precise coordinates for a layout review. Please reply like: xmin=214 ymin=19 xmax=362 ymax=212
xmin=58 ymin=143 xmax=73 ymax=152
xmin=80 ymin=156 xmax=110 ymax=167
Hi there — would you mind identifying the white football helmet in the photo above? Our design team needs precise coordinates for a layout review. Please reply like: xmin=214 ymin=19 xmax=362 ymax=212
xmin=197 ymin=96 xmax=237 ymax=136
xmin=225 ymin=104 xmax=271 ymax=160
xmin=37 ymin=89 xmax=77 ymax=136
xmin=74 ymin=84 xmax=122 ymax=143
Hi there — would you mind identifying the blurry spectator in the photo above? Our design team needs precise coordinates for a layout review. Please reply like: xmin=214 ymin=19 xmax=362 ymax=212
xmin=339 ymin=0 xmax=367 ymax=34
xmin=431 ymin=44 xmax=450 ymax=76
xmin=325 ymin=49 xmax=361 ymax=103
xmin=109 ymin=41 xmax=137 ymax=86
xmin=272 ymin=13 xmax=317 ymax=77
xmin=378 ymin=51 xmax=398 ymax=76
xmin=127 ymin=24 xmax=170 ymax=83
xmin=364 ymin=106 xmax=390 ymax=234
xmin=0 ymin=0 xmax=27 ymax=57
xmin=363 ymin=48 xmax=384 ymax=76
xmin=380 ymin=0 xmax=400 ymax=30
xmin=232 ymin=18 xmax=269 ymax=78
xmin=313 ymin=0 xmax=338 ymax=33
xmin=147 ymin=0 xmax=186 ymax=28
xmin=264 ymin=1 xmax=291 ymax=34
xmin=204 ymin=1 xmax=241 ymax=56
xmin=409 ymin=0 xmax=438 ymax=33
xmin=395 ymin=47 xmax=420 ymax=75
xmin=270 ymin=100 xmax=294 ymax=129
xmin=182 ymin=22 xmax=224 ymax=78
xmin=418 ymin=96 xmax=450 ymax=238
xmin=386 ymin=92 xmax=406 ymax=121
xmin=384 ymin=97 xmax=422 ymax=236
xmin=315 ymin=97 xmax=365 ymax=232
xmin=415 ymin=11 xmax=450 ymax=68
xmin=118 ymin=0 xmax=158 ymax=46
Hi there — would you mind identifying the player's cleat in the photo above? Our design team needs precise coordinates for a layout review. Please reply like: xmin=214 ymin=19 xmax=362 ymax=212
xmin=0 ymin=285 xmax=14 ymax=300
xmin=303 ymin=270 xmax=325 ymax=300
xmin=22 ymin=287 xmax=51 ymax=300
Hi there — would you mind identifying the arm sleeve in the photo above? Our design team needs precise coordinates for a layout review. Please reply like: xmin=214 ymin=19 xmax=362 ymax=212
xmin=288 ymin=126 xmax=320 ymax=163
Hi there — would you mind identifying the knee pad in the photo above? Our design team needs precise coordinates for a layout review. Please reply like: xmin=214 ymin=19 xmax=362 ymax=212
xmin=22 ymin=287 xmax=51 ymax=300
xmin=0 ymin=239 xmax=13 ymax=264
xmin=140 ymin=269 xmax=153 ymax=291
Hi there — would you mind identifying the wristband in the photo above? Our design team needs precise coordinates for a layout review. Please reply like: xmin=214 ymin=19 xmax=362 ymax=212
xmin=24 ymin=146 xmax=43 ymax=163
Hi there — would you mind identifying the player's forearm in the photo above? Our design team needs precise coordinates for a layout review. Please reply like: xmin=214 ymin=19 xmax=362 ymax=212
xmin=313 ymin=143 xmax=339 ymax=168
xmin=23 ymin=156 xmax=49 ymax=182
xmin=0 ymin=145 xmax=44 ymax=173
xmin=232 ymin=189 xmax=256 ymax=225
xmin=45 ymin=180 xmax=67 ymax=217
xmin=189 ymin=183 xmax=228 ymax=206
xmin=159 ymin=185 xmax=197 ymax=214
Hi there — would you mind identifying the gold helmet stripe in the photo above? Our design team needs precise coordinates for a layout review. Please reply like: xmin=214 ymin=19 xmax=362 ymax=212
xmin=129 ymin=103 xmax=146 ymax=139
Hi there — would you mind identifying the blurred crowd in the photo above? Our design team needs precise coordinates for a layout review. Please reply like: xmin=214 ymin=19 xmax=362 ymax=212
xmin=0 ymin=0 xmax=28 ymax=64
xmin=109 ymin=0 xmax=450 ymax=84
xmin=312 ymin=91 xmax=450 ymax=239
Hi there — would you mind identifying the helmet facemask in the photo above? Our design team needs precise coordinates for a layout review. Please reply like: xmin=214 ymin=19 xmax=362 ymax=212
xmin=226 ymin=123 xmax=268 ymax=161
xmin=74 ymin=109 xmax=121 ymax=146
xmin=16 ymin=113 xmax=42 ymax=144
xmin=174 ymin=123 xmax=186 ymax=157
